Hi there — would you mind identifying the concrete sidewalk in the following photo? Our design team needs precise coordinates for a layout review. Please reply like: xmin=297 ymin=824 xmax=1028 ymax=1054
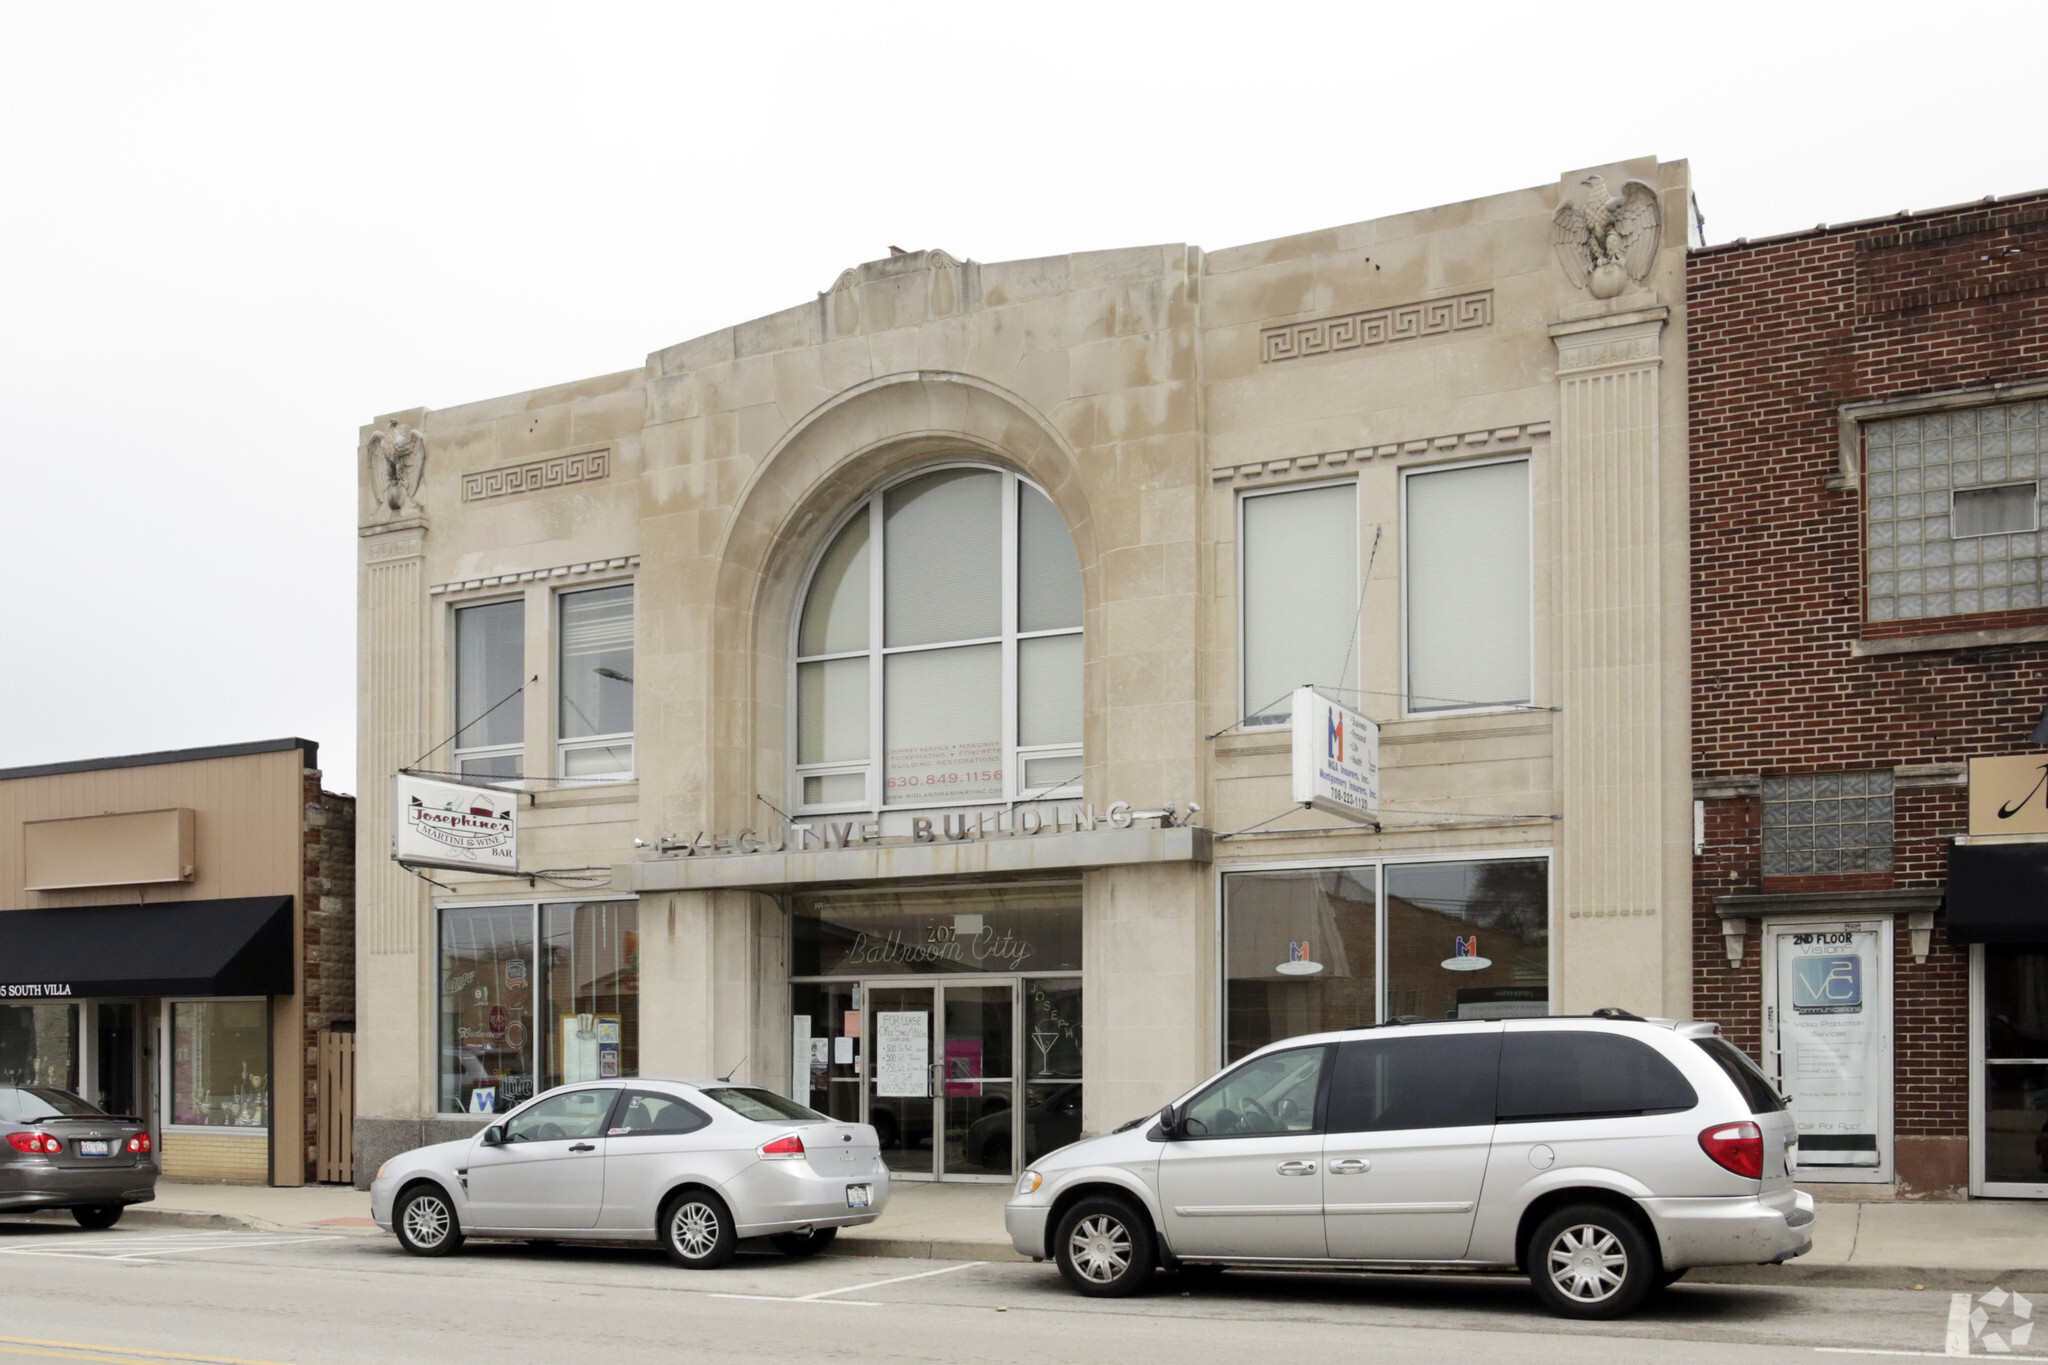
xmin=21 ymin=1181 xmax=2048 ymax=1288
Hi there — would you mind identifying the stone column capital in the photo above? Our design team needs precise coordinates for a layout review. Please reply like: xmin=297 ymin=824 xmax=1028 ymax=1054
xmin=1548 ymin=306 xmax=1669 ymax=375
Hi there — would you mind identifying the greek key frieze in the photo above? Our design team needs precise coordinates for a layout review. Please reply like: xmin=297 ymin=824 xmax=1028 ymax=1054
xmin=1260 ymin=290 xmax=1493 ymax=363
xmin=461 ymin=448 xmax=611 ymax=502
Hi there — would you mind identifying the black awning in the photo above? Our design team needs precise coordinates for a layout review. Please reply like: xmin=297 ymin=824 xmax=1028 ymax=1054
xmin=0 ymin=896 xmax=293 ymax=998
xmin=1947 ymin=843 xmax=2048 ymax=945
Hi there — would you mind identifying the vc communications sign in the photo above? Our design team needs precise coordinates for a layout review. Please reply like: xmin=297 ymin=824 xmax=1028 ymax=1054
xmin=1289 ymin=686 xmax=1380 ymax=823
xmin=391 ymin=773 xmax=519 ymax=874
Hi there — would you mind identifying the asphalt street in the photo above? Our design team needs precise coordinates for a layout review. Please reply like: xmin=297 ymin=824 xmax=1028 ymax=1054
xmin=0 ymin=1223 xmax=2028 ymax=1364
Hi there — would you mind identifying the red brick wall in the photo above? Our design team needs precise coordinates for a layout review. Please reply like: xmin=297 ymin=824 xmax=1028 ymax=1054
xmin=1689 ymin=193 xmax=2048 ymax=1187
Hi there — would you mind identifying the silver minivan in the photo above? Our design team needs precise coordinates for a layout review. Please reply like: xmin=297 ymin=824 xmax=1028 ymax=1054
xmin=1006 ymin=1012 xmax=1813 ymax=1318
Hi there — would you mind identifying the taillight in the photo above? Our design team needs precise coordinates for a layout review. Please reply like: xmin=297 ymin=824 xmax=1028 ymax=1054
xmin=1699 ymin=1121 xmax=1764 ymax=1179
xmin=126 ymin=1133 xmax=152 ymax=1153
xmin=7 ymin=1132 xmax=61 ymax=1155
xmin=758 ymin=1133 xmax=806 ymax=1160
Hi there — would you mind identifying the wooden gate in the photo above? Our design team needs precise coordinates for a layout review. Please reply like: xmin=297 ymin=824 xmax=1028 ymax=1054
xmin=315 ymin=1030 xmax=356 ymax=1184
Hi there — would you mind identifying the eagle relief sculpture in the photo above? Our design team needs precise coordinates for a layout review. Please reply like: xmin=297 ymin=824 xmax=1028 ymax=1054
xmin=1552 ymin=175 xmax=1662 ymax=299
xmin=366 ymin=419 xmax=427 ymax=514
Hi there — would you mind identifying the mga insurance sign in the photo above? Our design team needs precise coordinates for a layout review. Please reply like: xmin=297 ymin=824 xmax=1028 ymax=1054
xmin=391 ymin=773 xmax=518 ymax=874
xmin=1289 ymin=686 xmax=1380 ymax=822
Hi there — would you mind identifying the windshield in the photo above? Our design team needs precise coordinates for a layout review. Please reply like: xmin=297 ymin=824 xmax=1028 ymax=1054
xmin=2 ymin=1087 xmax=107 ymax=1121
xmin=699 ymin=1087 xmax=826 ymax=1123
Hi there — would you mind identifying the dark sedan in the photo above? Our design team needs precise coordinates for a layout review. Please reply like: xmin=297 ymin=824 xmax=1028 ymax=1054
xmin=0 ymin=1085 xmax=157 ymax=1228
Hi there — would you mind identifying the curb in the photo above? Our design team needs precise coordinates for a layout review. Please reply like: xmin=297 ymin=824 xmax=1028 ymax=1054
xmin=1689 ymin=1263 xmax=2048 ymax=1292
xmin=826 ymin=1235 xmax=1024 ymax=1263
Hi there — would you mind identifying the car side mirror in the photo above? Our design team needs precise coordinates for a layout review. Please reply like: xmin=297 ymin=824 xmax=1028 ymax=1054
xmin=480 ymin=1124 xmax=506 ymax=1147
xmin=1156 ymin=1104 xmax=1180 ymax=1140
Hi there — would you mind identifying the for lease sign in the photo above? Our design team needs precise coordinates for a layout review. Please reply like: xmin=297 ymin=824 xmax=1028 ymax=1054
xmin=391 ymin=773 xmax=519 ymax=873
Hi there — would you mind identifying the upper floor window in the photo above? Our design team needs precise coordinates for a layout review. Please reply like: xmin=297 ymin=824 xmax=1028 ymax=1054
xmin=1404 ymin=458 xmax=1530 ymax=713
xmin=1239 ymin=482 xmax=1358 ymax=727
xmin=455 ymin=599 xmax=524 ymax=778
xmin=1761 ymin=771 xmax=1893 ymax=877
xmin=559 ymin=585 xmax=633 ymax=780
xmin=1867 ymin=402 xmax=2047 ymax=623
xmin=794 ymin=466 xmax=1082 ymax=812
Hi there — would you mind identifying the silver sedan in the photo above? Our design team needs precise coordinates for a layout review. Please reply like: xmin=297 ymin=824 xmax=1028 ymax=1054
xmin=370 ymin=1079 xmax=888 ymax=1267
xmin=0 ymin=1085 xmax=156 ymax=1228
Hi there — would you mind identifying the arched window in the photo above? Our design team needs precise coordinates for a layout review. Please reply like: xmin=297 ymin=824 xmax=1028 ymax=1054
xmin=794 ymin=465 xmax=1083 ymax=812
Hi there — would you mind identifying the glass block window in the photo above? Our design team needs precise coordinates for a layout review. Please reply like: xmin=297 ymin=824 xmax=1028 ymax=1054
xmin=1866 ymin=401 xmax=2048 ymax=622
xmin=1761 ymin=771 xmax=1894 ymax=876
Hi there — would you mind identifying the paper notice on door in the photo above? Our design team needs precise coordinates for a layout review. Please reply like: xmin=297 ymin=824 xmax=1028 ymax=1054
xmin=834 ymin=1035 xmax=854 ymax=1065
xmin=875 ymin=1011 xmax=930 ymax=1098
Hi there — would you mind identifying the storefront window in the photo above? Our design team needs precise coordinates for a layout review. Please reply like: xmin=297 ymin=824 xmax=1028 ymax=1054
xmin=1384 ymin=858 xmax=1548 ymax=1023
xmin=1223 ymin=868 xmax=1376 ymax=1061
xmin=439 ymin=900 xmax=639 ymax=1113
xmin=1223 ymin=858 xmax=1550 ymax=1063
xmin=170 ymin=1000 xmax=268 ymax=1128
xmin=792 ymin=885 xmax=1082 ymax=977
xmin=1024 ymin=977 xmax=1083 ymax=1165
xmin=0 ymin=1003 xmax=79 ymax=1091
xmin=543 ymin=901 xmax=639 ymax=1090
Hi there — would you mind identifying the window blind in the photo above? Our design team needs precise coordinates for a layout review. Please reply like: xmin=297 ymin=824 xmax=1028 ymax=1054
xmin=1405 ymin=460 xmax=1529 ymax=710
xmin=1241 ymin=483 xmax=1357 ymax=725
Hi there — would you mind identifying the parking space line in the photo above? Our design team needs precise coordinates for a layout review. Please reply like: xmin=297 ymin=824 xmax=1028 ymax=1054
xmin=795 ymin=1260 xmax=985 ymax=1300
xmin=706 ymin=1294 xmax=882 ymax=1307
xmin=0 ymin=1234 xmax=339 ymax=1265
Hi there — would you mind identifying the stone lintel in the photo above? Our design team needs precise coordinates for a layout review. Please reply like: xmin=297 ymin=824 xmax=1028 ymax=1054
xmin=1714 ymin=888 xmax=1945 ymax=920
xmin=625 ymin=825 xmax=1213 ymax=893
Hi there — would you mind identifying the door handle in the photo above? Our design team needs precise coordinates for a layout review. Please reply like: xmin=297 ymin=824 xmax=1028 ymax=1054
xmin=1329 ymin=1157 xmax=1370 ymax=1175
xmin=1276 ymin=1160 xmax=1317 ymax=1176
xmin=569 ymin=1143 xmax=596 ymax=1153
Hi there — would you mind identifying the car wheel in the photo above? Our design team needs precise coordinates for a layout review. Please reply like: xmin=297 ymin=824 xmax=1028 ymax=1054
xmin=770 ymin=1227 xmax=838 ymax=1258
xmin=71 ymin=1205 xmax=123 ymax=1231
xmin=1528 ymin=1203 xmax=1655 ymax=1320
xmin=394 ymin=1185 xmax=465 ymax=1257
xmin=1054 ymin=1195 xmax=1156 ymax=1298
xmin=660 ymin=1190 xmax=737 ymax=1269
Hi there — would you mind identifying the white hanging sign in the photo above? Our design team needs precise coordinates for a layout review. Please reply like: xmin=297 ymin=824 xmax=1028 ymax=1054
xmin=1289 ymin=687 xmax=1380 ymax=822
xmin=391 ymin=773 xmax=519 ymax=874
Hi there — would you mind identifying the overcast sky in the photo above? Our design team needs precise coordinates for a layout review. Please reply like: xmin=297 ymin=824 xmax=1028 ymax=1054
xmin=3 ymin=4 xmax=2041 ymax=794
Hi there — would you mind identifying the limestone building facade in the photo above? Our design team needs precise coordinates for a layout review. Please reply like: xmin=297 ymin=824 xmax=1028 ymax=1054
xmin=353 ymin=160 xmax=1696 ymax=1182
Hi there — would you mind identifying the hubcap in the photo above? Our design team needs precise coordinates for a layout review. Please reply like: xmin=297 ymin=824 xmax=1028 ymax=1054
xmin=1067 ymin=1213 xmax=1132 ymax=1283
xmin=671 ymin=1202 xmax=720 ymax=1260
xmin=403 ymin=1197 xmax=450 ymax=1248
xmin=1547 ymin=1223 xmax=1627 ymax=1303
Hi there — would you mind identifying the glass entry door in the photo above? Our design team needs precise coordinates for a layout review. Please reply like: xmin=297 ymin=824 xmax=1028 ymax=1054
xmin=93 ymin=1003 xmax=142 ymax=1118
xmin=864 ymin=979 xmax=1019 ymax=1180
xmin=1975 ymin=947 xmax=2048 ymax=1197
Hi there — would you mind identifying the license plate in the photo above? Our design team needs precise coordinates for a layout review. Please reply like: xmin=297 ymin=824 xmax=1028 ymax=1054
xmin=845 ymin=1184 xmax=872 ymax=1209
xmin=77 ymin=1141 xmax=110 ymax=1157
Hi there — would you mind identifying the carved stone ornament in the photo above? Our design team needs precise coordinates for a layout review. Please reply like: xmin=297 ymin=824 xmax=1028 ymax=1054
xmin=366 ymin=419 xmax=427 ymax=513
xmin=1552 ymin=176 xmax=1661 ymax=299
